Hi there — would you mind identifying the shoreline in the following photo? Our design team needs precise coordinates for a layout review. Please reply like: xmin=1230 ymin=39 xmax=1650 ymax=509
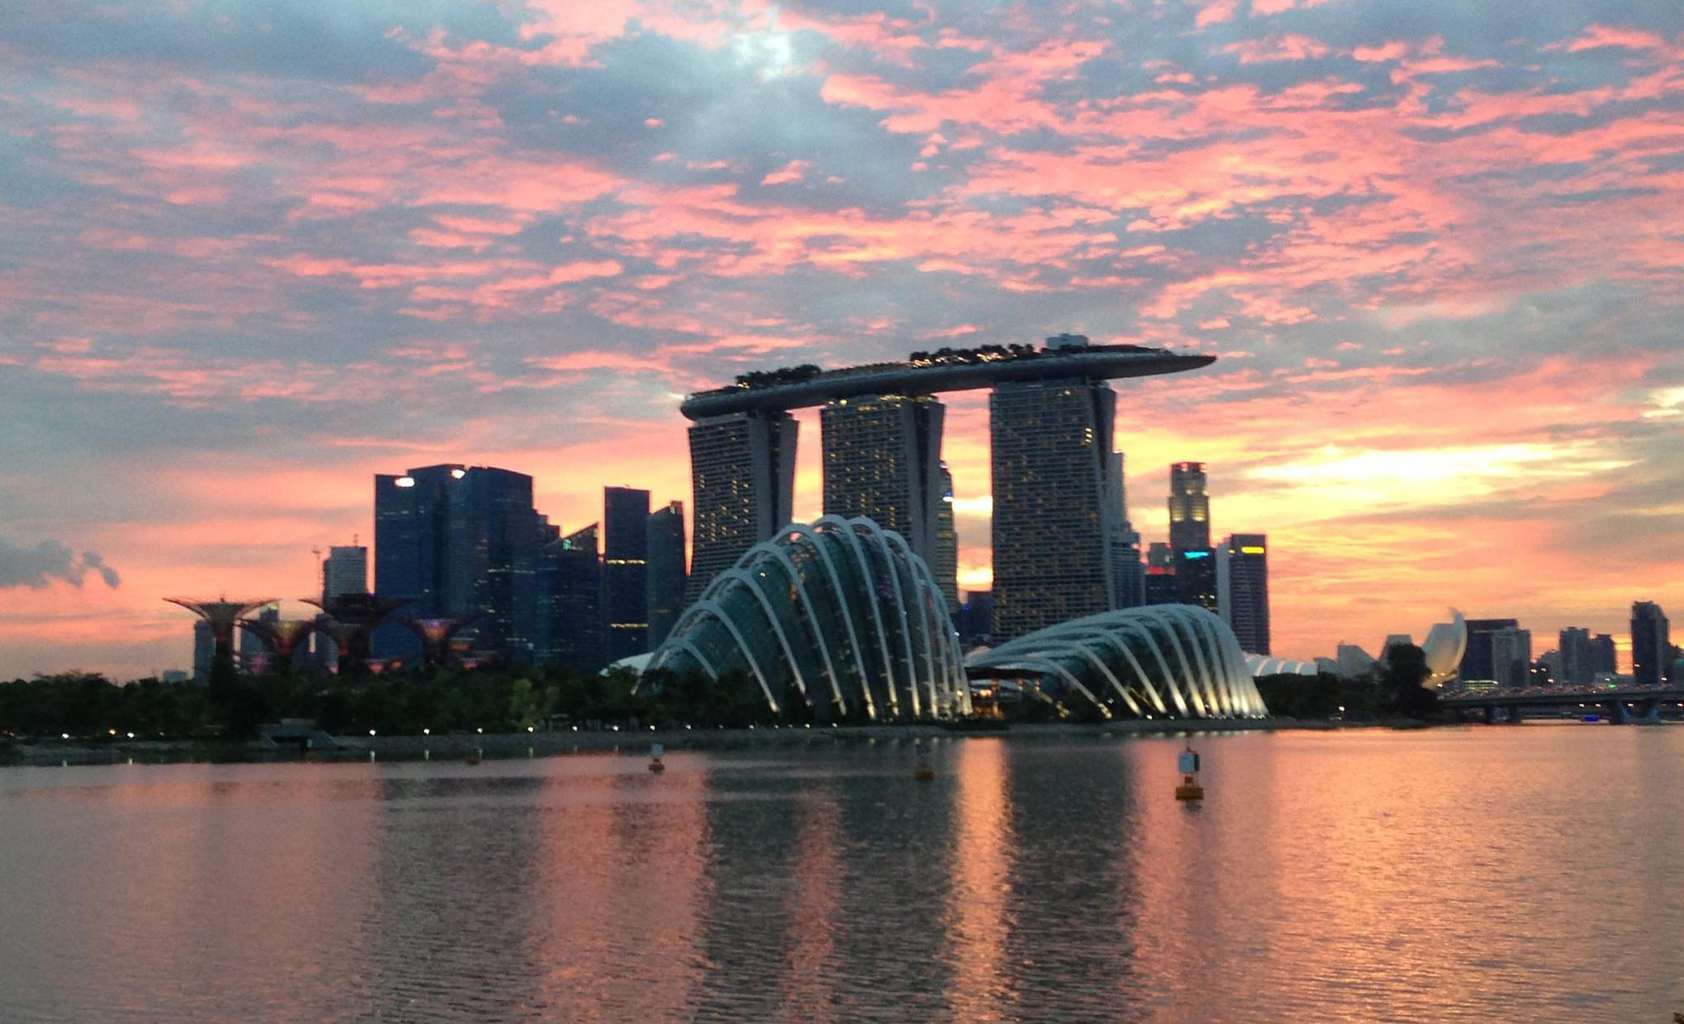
xmin=0 ymin=717 xmax=1447 ymax=767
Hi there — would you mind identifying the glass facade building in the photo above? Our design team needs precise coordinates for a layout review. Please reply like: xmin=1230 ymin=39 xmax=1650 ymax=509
xmin=1632 ymin=601 xmax=1671 ymax=687
xmin=687 ymin=411 xmax=798 ymax=604
xmin=990 ymin=377 xmax=1121 ymax=639
xmin=933 ymin=462 xmax=959 ymax=613
xmin=1168 ymin=462 xmax=1217 ymax=611
xmin=537 ymin=524 xmax=606 ymax=672
xmin=820 ymin=393 xmax=947 ymax=577
xmin=1216 ymin=533 xmax=1269 ymax=655
xmin=604 ymin=486 xmax=650 ymax=661
xmin=646 ymin=501 xmax=687 ymax=647
xmin=967 ymin=604 xmax=1267 ymax=720
xmin=644 ymin=516 xmax=967 ymax=721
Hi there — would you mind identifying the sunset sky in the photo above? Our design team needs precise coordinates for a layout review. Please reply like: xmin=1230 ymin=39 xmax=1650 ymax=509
xmin=2 ymin=0 xmax=1681 ymax=679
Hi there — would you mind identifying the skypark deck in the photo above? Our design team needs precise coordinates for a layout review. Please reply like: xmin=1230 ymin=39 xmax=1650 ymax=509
xmin=679 ymin=343 xmax=1215 ymax=420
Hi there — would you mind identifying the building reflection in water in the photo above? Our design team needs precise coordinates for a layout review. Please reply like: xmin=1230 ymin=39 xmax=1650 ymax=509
xmin=995 ymin=740 xmax=1144 ymax=1021
xmin=941 ymin=737 xmax=1014 ymax=1019
xmin=529 ymin=754 xmax=712 ymax=1020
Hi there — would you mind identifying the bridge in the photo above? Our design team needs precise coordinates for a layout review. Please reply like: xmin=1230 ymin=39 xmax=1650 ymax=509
xmin=1439 ymin=686 xmax=1684 ymax=724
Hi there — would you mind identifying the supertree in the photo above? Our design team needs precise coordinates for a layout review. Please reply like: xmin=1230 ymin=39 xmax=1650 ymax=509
xmin=238 ymin=618 xmax=317 ymax=674
xmin=402 ymin=615 xmax=479 ymax=670
xmin=164 ymin=597 xmax=276 ymax=676
xmin=303 ymin=594 xmax=411 ymax=676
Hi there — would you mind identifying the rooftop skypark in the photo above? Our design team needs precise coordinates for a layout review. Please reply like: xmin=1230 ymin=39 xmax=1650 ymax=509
xmin=679 ymin=338 xmax=1213 ymax=420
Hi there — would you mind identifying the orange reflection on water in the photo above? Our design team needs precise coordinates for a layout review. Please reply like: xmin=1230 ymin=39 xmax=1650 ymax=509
xmin=531 ymin=755 xmax=711 ymax=1021
xmin=770 ymin=789 xmax=844 ymax=1021
xmin=944 ymin=737 xmax=1013 ymax=1020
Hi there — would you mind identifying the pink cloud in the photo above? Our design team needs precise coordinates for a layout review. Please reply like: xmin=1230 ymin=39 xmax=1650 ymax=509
xmin=760 ymin=160 xmax=810 ymax=185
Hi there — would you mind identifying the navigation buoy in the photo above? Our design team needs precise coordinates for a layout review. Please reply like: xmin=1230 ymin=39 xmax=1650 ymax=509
xmin=1174 ymin=743 xmax=1204 ymax=801
xmin=913 ymin=742 xmax=935 ymax=781
xmin=648 ymin=742 xmax=666 ymax=774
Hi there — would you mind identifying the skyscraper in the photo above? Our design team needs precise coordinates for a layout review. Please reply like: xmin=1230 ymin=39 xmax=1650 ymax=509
xmin=1217 ymin=533 xmax=1270 ymax=654
xmin=1632 ymin=601 xmax=1670 ymax=687
xmin=1558 ymin=626 xmax=1594 ymax=686
xmin=1143 ymin=542 xmax=1178 ymax=606
xmin=323 ymin=545 xmax=368 ymax=603
xmin=1488 ymin=626 xmax=1532 ymax=688
xmin=933 ymin=463 xmax=959 ymax=613
xmin=374 ymin=464 xmax=464 ymax=615
xmin=537 ymin=524 xmax=606 ymax=673
xmin=192 ymin=620 xmax=214 ymax=682
xmin=1108 ymin=452 xmax=1144 ymax=609
xmin=603 ymin=486 xmax=650 ymax=661
xmin=1168 ymin=462 xmax=1217 ymax=611
xmin=1591 ymin=633 xmax=1618 ymax=676
xmin=374 ymin=463 xmax=545 ymax=662
xmin=446 ymin=467 xmax=543 ymax=660
xmin=820 ymin=392 xmax=946 ymax=566
xmin=1459 ymin=618 xmax=1521 ymax=682
xmin=687 ymin=410 xmax=797 ymax=603
xmin=990 ymin=369 xmax=1123 ymax=639
xmin=646 ymin=501 xmax=687 ymax=647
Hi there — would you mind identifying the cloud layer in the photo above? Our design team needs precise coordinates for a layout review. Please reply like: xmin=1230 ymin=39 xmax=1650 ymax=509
xmin=0 ymin=537 xmax=121 ymax=590
xmin=2 ymin=0 xmax=1681 ymax=676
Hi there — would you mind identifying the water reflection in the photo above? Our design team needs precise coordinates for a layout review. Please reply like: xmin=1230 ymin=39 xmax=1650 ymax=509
xmin=3 ymin=729 xmax=1684 ymax=1023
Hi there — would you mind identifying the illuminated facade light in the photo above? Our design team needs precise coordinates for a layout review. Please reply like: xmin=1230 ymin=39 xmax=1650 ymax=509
xmin=644 ymin=515 xmax=967 ymax=721
xmin=395 ymin=476 xmax=416 ymax=488
xmin=968 ymin=604 xmax=1267 ymax=719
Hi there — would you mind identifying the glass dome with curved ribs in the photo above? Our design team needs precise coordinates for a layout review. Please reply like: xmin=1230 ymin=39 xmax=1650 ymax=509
xmin=641 ymin=516 xmax=969 ymax=721
xmin=967 ymin=605 xmax=1268 ymax=720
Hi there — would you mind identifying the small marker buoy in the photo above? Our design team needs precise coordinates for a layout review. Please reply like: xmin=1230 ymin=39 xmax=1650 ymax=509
xmin=913 ymin=741 xmax=935 ymax=781
xmin=1174 ymin=742 xmax=1204 ymax=801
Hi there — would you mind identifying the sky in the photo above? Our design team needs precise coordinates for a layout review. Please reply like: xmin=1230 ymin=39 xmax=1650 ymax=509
xmin=2 ymin=0 xmax=1681 ymax=680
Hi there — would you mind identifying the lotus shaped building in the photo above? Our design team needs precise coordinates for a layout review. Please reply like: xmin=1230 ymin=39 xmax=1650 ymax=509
xmin=641 ymin=516 xmax=968 ymax=720
xmin=967 ymin=605 xmax=1268 ymax=719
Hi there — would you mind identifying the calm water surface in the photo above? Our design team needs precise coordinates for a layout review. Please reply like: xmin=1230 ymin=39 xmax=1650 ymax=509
xmin=2 ymin=726 xmax=1682 ymax=1023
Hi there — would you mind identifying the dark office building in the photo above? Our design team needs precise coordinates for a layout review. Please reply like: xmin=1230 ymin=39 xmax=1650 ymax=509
xmin=1217 ymin=533 xmax=1270 ymax=655
xmin=1168 ymin=462 xmax=1217 ymax=611
xmin=1109 ymin=452 xmax=1144 ymax=609
xmin=646 ymin=501 xmax=687 ymax=647
xmin=1460 ymin=618 xmax=1522 ymax=682
xmin=1558 ymin=627 xmax=1594 ymax=686
xmin=1632 ymin=601 xmax=1671 ymax=687
xmin=192 ymin=620 xmax=214 ymax=682
xmin=603 ymin=486 xmax=650 ymax=661
xmin=933 ymin=463 xmax=959 ymax=613
xmin=1143 ymin=542 xmax=1178 ymax=605
xmin=1489 ymin=626 xmax=1532 ymax=688
xmin=374 ymin=463 xmax=544 ymax=662
xmin=375 ymin=464 xmax=464 ymax=615
xmin=687 ymin=411 xmax=797 ymax=603
xmin=990 ymin=374 xmax=1123 ymax=639
xmin=1591 ymin=633 xmax=1618 ymax=676
xmin=538 ymin=525 xmax=606 ymax=673
xmin=446 ymin=467 xmax=543 ymax=660
xmin=957 ymin=590 xmax=994 ymax=644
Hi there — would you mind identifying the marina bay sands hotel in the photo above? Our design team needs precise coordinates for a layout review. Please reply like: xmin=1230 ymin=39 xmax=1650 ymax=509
xmin=681 ymin=334 xmax=1214 ymax=640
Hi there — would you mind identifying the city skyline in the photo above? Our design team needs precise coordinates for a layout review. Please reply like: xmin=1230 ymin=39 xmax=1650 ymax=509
xmin=4 ymin=0 xmax=1683 ymax=678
